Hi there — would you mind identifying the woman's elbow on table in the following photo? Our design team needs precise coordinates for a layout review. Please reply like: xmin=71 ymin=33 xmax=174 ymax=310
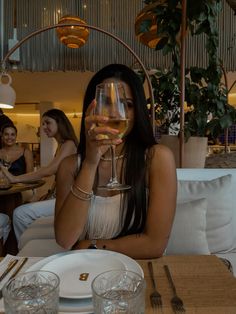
xmin=54 ymin=224 xmax=83 ymax=250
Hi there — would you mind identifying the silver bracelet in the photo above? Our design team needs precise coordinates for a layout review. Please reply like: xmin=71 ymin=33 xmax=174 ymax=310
xmin=73 ymin=183 xmax=93 ymax=197
xmin=70 ymin=186 xmax=93 ymax=201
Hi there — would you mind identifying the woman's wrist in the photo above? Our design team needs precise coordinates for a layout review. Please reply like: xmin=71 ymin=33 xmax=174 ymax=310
xmin=75 ymin=239 xmax=107 ymax=250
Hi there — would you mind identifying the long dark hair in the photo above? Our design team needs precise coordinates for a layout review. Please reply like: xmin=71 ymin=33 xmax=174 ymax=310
xmin=43 ymin=109 xmax=78 ymax=147
xmin=78 ymin=64 xmax=156 ymax=236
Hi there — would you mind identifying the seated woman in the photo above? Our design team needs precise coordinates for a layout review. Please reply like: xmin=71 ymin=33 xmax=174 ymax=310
xmin=0 ymin=213 xmax=10 ymax=256
xmin=1 ymin=109 xmax=78 ymax=245
xmin=17 ymin=64 xmax=177 ymax=259
xmin=0 ymin=124 xmax=34 ymax=176
xmin=54 ymin=64 xmax=177 ymax=259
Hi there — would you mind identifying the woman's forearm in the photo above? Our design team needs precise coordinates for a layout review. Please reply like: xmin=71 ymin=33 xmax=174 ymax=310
xmin=77 ymin=233 xmax=167 ymax=259
xmin=13 ymin=166 xmax=53 ymax=183
xmin=55 ymin=160 xmax=98 ymax=249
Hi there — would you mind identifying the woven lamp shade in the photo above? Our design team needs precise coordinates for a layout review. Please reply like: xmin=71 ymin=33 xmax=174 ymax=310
xmin=135 ymin=0 xmax=169 ymax=49
xmin=56 ymin=16 xmax=89 ymax=49
xmin=226 ymin=0 xmax=236 ymax=14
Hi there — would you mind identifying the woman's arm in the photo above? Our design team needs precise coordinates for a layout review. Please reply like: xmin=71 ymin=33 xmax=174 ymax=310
xmin=1 ymin=140 xmax=77 ymax=183
xmin=24 ymin=148 xmax=34 ymax=173
xmin=77 ymin=144 xmax=177 ymax=259
xmin=54 ymin=154 xmax=99 ymax=248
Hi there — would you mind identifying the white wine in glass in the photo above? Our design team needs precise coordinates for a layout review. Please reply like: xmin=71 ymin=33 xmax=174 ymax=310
xmin=2 ymin=154 xmax=12 ymax=169
xmin=95 ymin=82 xmax=130 ymax=191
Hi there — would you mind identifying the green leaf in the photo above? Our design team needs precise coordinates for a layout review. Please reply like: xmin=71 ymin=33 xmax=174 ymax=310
xmin=139 ymin=19 xmax=153 ymax=34
xmin=155 ymin=37 xmax=169 ymax=51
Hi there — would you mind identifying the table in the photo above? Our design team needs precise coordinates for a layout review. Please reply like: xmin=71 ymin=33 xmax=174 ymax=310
xmin=0 ymin=180 xmax=45 ymax=255
xmin=0 ymin=254 xmax=236 ymax=313
xmin=208 ymin=145 xmax=236 ymax=155
xmin=138 ymin=255 xmax=236 ymax=314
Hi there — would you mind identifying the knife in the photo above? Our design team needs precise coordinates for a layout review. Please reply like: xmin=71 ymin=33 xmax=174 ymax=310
xmin=8 ymin=257 xmax=28 ymax=281
xmin=0 ymin=259 xmax=18 ymax=282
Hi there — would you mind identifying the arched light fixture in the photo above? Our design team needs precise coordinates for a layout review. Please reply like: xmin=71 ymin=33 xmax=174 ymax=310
xmin=56 ymin=15 xmax=89 ymax=49
xmin=0 ymin=73 xmax=16 ymax=108
xmin=1 ymin=21 xmax=155 ymax=131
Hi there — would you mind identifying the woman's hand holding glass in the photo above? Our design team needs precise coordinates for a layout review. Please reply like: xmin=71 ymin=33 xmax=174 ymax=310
xmin=89 ymin=82 xmax=130 ymax=191
xmin=0 ymin=165 xmax=16 ymax=183
xmin=85 ymin=101 xmax=123 ymax=165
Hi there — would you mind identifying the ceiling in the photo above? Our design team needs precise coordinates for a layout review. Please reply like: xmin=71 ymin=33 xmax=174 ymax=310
xmin=8 ymin=71 xmax=94 ymax=114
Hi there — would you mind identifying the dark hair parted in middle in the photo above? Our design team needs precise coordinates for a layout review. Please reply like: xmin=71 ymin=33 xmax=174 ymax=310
xmin=1 ymin=123 xmax=17 ymax=135
xmin=43 ymin=109 xmax=78 ymax=146
xmin=78 ymin=64 xmax=156 ymax=237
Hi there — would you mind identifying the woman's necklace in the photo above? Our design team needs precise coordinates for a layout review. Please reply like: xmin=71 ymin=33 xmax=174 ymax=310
xmin=100 ymin=154 xmax=125 ymax=161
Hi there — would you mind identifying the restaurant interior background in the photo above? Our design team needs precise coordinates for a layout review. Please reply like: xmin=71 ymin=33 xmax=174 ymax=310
xmin=0 ymin=0 xmax=236 ymax=169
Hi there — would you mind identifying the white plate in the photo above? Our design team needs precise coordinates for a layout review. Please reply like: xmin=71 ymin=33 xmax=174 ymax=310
xmin=41 ymin=251 xmax=126 ymax=299
xmin=27 ymin=249 xmax=143 ymax=313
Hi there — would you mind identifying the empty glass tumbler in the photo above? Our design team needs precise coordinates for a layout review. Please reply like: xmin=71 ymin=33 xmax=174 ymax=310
xmin=2 ymin=270 xmax=60 ymax=314
xmin=92 ymin=270 xmax=146 ymax=314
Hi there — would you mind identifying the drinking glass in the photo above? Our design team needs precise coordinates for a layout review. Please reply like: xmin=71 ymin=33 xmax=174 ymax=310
xmin=2 ymin=155 xmax=12 ymax=169
xmin=95 ymin=82 xmax=130 ymax=190
xmin=0 ymin=169 xmax=11 ymax=188
xmin=2 ymin=270 xmax=60 ymax=314
xmin=91 ymin=270 xmax=146 ymax=314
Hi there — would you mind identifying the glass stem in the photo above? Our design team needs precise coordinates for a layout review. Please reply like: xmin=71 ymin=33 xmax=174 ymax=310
xmin=109 ymin=145 xmax=119 ymax=185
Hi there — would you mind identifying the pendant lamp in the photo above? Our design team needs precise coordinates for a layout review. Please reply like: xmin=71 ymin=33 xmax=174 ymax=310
xmin=135 ymin=1 xmax=167 ymax=48
xmin=56 ymin=15 xmax=89 ymax=49
xmin=0 ymin=73 xmax=16 ymax=109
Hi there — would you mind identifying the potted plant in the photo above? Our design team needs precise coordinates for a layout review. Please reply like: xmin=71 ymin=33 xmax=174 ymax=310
xmin=136 ymin=0 xmax=236 ymax=166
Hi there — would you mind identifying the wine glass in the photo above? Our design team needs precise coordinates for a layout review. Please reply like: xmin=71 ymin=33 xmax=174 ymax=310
xmin=2 ymin=154 xmax=12 ymax=169
xmin=94 ymin=82 xmax=130 ymax=191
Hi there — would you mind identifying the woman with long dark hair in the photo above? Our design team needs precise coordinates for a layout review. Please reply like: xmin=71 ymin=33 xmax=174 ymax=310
xmin=54 ymin=64 xmax=177 ymax=259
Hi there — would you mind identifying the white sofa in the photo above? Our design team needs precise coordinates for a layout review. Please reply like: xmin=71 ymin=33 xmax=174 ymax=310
xmin=17 ymin=168 xmax=236 ymax=276
xmin=173 ymin=168 xmax=236 ymax=276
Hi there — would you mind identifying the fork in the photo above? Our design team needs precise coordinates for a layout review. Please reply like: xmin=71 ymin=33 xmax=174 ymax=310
xmin=148 ymin=261 xmax=163 ymax=312
xmin=164 ymin=265 xmax=185 ymax=313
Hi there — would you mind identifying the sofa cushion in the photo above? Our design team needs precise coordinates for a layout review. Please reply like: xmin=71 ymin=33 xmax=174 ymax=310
xmin=177 ymin=174 xmax=233 ymax=253
xmin=166 ymin=198 xmax=210 ymax=255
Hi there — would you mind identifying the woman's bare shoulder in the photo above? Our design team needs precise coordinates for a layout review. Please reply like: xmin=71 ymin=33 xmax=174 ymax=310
xmin=60 ymin=153 xmax=78 ymax=167
xmin=148 ymin=143 xmax=174 ymax=159
xmin=62 ymin=139 xmax=77 ymax=146
xmin=57 ymin=153 xmax=79 ymax=179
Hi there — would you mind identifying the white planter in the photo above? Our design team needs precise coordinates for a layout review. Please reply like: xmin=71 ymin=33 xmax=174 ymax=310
xmin=160 ymin=135 xmax=208 ymax=168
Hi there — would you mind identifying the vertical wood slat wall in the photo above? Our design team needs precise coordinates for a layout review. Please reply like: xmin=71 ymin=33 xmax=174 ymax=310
xmin=0 ymin=0 xmax=235 ymax=72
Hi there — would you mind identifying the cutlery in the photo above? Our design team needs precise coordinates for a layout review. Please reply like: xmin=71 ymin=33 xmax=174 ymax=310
xmin=148 ymin=261 xmax=163 ymax=312
xmin=164 ymin=265 xmax=185 ymax=313
xmin=0 ymin=259 xmax=18 ymax=282
xmin=0 ymin=258 xmax=28 ymax=300
xmin=8 ymin=257 xmax=28 ymax=281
